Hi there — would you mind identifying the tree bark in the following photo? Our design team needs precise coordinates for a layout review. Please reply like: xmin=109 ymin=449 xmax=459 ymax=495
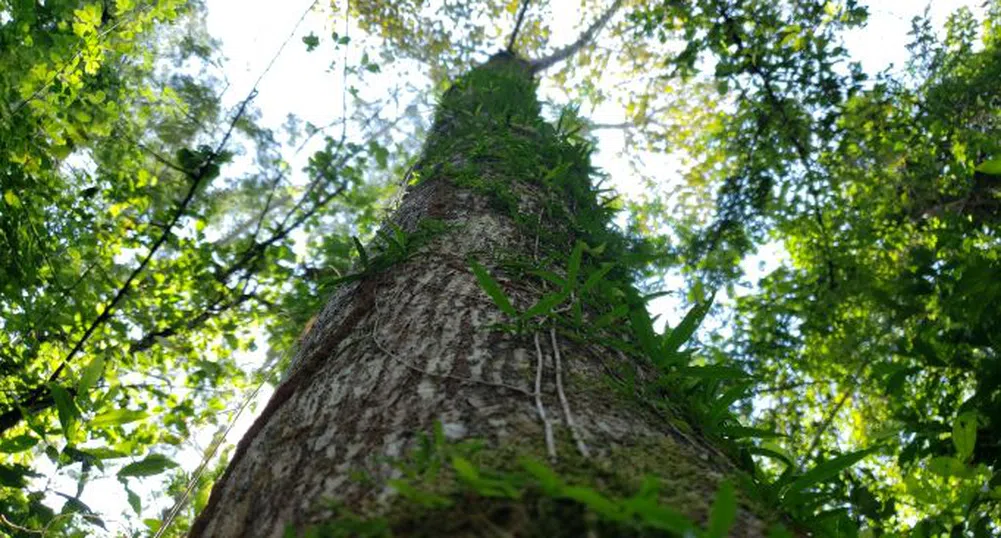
xmin=190 ymin=52 xmax=773 ymax=538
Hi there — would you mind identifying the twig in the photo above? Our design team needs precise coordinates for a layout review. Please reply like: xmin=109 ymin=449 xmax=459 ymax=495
xmin=0 ymin=513 xmax=43 ymax=535
xmin=534 ymin=332 xmax=557 ymax=461
xmin=550 ymin=328 xmax=589 ymax=458
xmin=507 ymin=0 xmax=531 ymax=53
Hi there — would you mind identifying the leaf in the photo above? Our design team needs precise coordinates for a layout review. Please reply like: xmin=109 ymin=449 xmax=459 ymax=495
xmin=581 ymin=262 xmax=613 ymax=294
xmin=389 ymin=479 xmax=453 ymax=507
xmin=520 ymin=457 xmax=563 ymax=494
xmin=630 ymin=307 xmax=660 ymax=358
xmin=661 ymin=296 xmax=714 ymax=358
xmin=48 ymin=383 xmax=79 ymax=441
xmin=952 ymin=412 xmax=977 ymax=462
xmin=521 ymin=289 xmax=570 ymax=320
xmin=77 ymin=355 xmax=105 ymax=395
xmin=63 ymin=446 xmax=104 ymax=469
xmin=927 ymin=456 xmax=970 ymax=478
xmin=706 ymin=480 xmax=736 ymax=538
xmin=562 ymin=486 xmax=625 ymax=521
xmin=126 ymin=485 xmax=142 ymax=515
xmin=469 ymin=260 xmax=517 ymax=316
xmin=91 ymin=409 xmax=149 ymax=427
xmin=975 ymin=158 xmax=1001 ymax=176
xmin=302 ymin=33 xmax=320 ymax=52
xmin=117 ymin=453 xmax=178 ymax=478
xmin=720 ymin=426 xmax=787 ymax=440
xmin=709 ymin=382 xmax=754 ymax=422
xmin=352 ymin=236 xmax=370 ymax=268
xmin=680 ymin=365 xmax=751 ymax=380
xmin=565 ymin=241 xmax=585 ymax=289
xmin=783 ymin=446 xmax=879 ymax=498
xmin=528 ymin=269 xmax=566 ymax=288
xmin=748 ymin=446 xmax=795 ymax=467
xmin=0 ymin=434 xmax=38 ymax=453
xmin=592 ymin=304 xmax=628 ymax=330
xmin=450 ymin=455 xmax=479 ymax=482
xmin=0 ymin=463 xmax=33 ymax=488
xmin=3 ymin=190 xmax=21 ymax=207
xmin=56 ymin=492 xmax=105 ymax=528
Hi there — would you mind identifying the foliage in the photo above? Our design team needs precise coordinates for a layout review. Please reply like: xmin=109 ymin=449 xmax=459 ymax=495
xmin=0 ymin=0 xmax=399 ymax=534
xmin=631 ymin=0 xmax=1001 ymax=535
xmin=3 ymin=0 xmax=1001 ymax=536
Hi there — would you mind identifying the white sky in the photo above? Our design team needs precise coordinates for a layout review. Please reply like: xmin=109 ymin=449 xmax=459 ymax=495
xmin=37 ymin=1 xmax=987 ymax=535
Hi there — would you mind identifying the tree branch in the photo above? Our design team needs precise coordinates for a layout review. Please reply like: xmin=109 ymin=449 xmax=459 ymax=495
xmin=507 ymin=0 xmax=531 ymax=53
xmin=529 ymin=0 xmax=623 ymax=73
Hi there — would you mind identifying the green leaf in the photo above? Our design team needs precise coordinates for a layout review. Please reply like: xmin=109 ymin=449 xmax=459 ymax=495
xmin=706 ymin=480 xmax=736 ymax=538
xmin=49 ymin=383 xmax=80 ymax=441
xmin=521 ymin=288 xmax=570 ymax=320
xmin=623 ymin=492 xmax=694 ymax=533
xmin=3 ymin=190 xmax=22 ymax=207
xmin=91 ymin=409 xmax=149 ymax=427
xmin=388 ymin=479 xmax=453 ymax=507
xmin=629 ymin=307 xmax=660 ymax=358
xmin=783 ymin=446 xmax=879 ymax=498
xmin=302 ymin=33 xmax=320 ymax=52
xmin=562 ymin=486 xmax=625 ymax=521
xmin=975 ymin=158 xmax=1001 ymax=176
xmin=352 ymin=236 xmax=370 ymax=269
xmin=952 ymin=412 xmax=977 ymax=462
xmin=519 ymin=457 xmax=563 ymax=494
xmin=117 ymin=453 xmax=178 ymax=478
xmin=528 ymin=269 xmax=566 ymax=288
xmin=592 ymin=304 xmax=628 ymax=330
xmin=77 ymin=355 xmax=105 ymax=395
xmin=469 ymin=260 xmax=517 ymax=316
xmin=927 ymin=456 xmax=970 ymax=478
xmin=0 ymin=463 xmax=38 ymax=488
xmin=661 ymin=296 xmax=713 ymax=358
xmin=748 ymin=446 xmax=795 ymax=467
xmin=451 ymin=455 xmax=479 ymax=482
xmin=581 ymin=262 xmax=613 ymax=294
xmin=126 ymin=485 xmax=142 ymax=515
xmin=680 ymin=365 xmax=751 ymax=380
xmin=0 ymin=434 xmax=39 ymax=453
xmin=719 ymin=425 xmax=787 ymax=440
xmin=565 ymin=241 xmax=585 ymax=289
xmin=709 ymin=382 xmax=754 ymax=422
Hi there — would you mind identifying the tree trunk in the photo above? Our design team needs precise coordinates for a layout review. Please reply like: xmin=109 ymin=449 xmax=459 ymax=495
xmin=189 ymin=52 xmax=774 ymax=538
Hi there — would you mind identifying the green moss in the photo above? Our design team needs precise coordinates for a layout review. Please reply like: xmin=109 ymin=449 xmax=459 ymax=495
xmin=292 ymin=427 xmax=778 ymax=538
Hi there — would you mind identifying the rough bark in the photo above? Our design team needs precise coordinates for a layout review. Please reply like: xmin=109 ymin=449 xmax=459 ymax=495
xmin=190 ymin=52 xmax=775 ymax=538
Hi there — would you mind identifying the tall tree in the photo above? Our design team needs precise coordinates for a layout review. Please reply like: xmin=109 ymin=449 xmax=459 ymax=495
xmin=188 ymin=50 xmax=778 ymax=537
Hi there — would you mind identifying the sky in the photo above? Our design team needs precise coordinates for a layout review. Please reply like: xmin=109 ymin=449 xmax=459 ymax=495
xmin=39 ymin=0 xmax=989 ymax=535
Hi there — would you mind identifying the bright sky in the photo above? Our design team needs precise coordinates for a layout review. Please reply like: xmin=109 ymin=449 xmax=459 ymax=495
xmin=42 ymin=1 xmax=987 ymax=535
